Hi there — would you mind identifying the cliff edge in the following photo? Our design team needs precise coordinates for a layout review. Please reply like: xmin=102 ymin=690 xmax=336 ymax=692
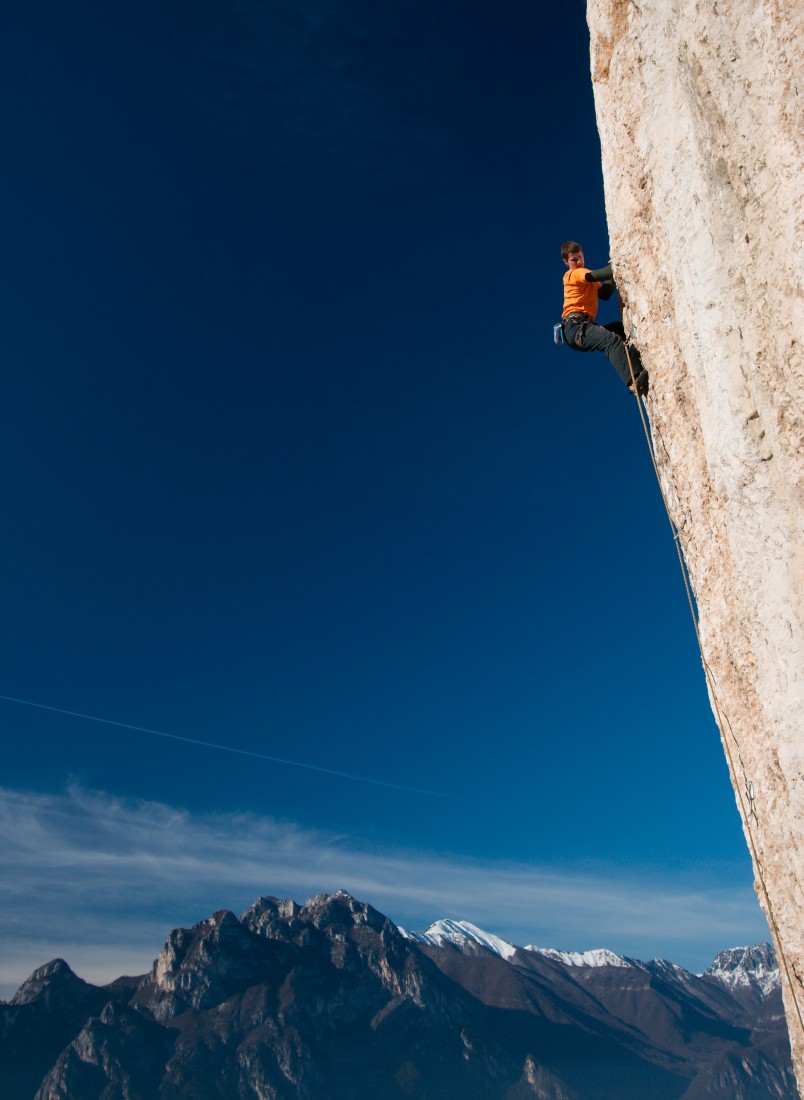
xmin=586 ymin=0 xmax=803 ymax=1088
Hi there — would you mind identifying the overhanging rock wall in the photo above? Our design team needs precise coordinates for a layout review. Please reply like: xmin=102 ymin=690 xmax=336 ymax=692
xmin=586 ymin=0 xmax=803 ymax=1087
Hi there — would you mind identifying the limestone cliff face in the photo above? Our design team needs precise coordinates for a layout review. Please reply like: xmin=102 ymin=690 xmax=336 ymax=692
xmin=586 ymin=0 xmax=803 ymax=1087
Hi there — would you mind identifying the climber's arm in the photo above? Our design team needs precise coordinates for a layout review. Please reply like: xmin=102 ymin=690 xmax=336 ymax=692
xmin=585 ymin=263 xmax=615 ymax=300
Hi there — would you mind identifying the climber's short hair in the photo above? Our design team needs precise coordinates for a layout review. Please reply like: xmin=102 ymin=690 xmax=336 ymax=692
xmin=561 ymin=240 xmax=583 ymax=260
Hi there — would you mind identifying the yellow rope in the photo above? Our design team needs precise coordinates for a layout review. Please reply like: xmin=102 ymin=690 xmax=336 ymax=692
xmin=622 ymin=338 xmax=804 ymax=1035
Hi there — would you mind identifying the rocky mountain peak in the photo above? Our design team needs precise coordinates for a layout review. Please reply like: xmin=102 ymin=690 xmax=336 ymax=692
xmin=705 ymin=943 xmax=781 ymax=997
xmin=240 ymin=890 xmax=390 ymax=942
xmin=10 ymin=959 xmax=75 ymax=1006
xmin=10 ymin=958 xmax=97 ymax=1012
xmin=143 ymin=906 xmax=291 ymax=1022
xmin=239 ymin=894 xmax=305 ymax=942
xmin=298 ymin=889 xmax=388 ymax=933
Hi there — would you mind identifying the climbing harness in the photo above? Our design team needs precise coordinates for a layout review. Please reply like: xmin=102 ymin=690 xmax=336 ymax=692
xmin=623 ymin=339 xmax=804 ymax=1035
xmin=560 ymin=312 xmax=593 ymax=351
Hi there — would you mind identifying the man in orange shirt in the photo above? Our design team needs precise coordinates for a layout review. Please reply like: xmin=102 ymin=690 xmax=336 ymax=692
xmin=560 ymin=241 xmax=648 ymax=396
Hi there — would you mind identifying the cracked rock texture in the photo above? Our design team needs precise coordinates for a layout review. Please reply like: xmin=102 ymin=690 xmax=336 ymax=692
xmin=586 ymin=0 xmax=803 ymax=1089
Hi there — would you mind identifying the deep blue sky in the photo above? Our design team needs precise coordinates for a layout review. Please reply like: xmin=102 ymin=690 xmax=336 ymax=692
xmin=0 ymin=0 xmax=766 ymax=992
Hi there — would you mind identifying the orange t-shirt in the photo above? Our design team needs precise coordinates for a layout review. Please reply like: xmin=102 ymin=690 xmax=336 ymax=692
xmin=562 ymin=268 xmax=599 ymax=320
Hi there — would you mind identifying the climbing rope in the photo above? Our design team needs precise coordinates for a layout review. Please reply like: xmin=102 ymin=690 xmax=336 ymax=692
xmin=622 ymin=338 xmax=804 ymax=1034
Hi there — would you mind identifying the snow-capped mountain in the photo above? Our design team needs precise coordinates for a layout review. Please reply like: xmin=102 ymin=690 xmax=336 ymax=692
xmin=404 ymin=918 xmax=781 ymax=998
xmin=704 ymin=943 xmax=782 ymax=998
xmin=400 ymin=918 xmax=518 ymax=960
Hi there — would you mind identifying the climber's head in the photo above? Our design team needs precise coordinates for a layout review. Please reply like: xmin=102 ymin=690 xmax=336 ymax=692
xmin=561 ymin=240 xmax=584 ymax=268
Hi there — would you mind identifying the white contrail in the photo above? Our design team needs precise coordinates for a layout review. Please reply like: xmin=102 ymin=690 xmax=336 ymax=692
xmin=0 ymin=694 xmax=446 ymax=797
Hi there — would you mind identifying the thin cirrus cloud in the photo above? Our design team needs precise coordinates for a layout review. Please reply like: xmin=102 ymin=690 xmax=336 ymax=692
xmin=0 ymin=784 xmax=768 ymax=1000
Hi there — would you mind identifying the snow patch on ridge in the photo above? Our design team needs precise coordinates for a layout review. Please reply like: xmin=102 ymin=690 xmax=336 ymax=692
xmin=525 ymin=947 xmax=632 ymax=969
xmin=400 ymin=920 xmax=518 ymax=961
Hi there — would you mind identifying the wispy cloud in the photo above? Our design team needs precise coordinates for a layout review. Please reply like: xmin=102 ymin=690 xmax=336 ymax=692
xmin=0 ymin=785 xmax=768 ymax=999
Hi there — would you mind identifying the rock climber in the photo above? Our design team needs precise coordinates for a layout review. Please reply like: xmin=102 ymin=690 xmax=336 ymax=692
xmin=559 ymin=241 xmax=649 ymax=396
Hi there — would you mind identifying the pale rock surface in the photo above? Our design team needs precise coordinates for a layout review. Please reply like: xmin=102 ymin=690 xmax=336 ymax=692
xmin=586 ymin=0 xmax=803 ymax=1087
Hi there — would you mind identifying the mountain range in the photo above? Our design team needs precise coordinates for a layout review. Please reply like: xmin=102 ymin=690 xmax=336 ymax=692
xmin=1 ymin=890 xmax=796 ymax=1098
